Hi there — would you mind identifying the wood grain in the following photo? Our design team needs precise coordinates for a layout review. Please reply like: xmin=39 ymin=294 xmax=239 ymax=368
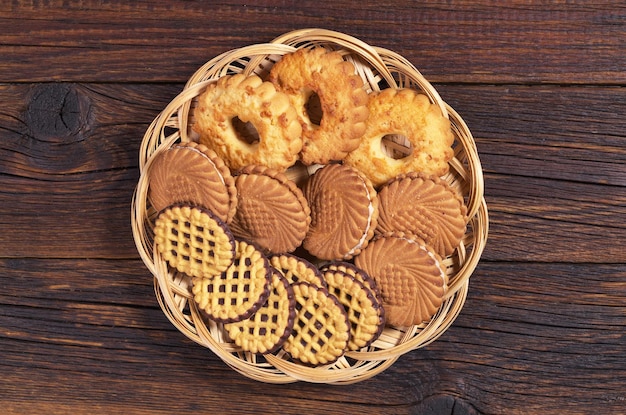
xmin=1 ymin=1 xmax=625 ymax=413
xmin=1 ymin=1 xmax=624 ymax=84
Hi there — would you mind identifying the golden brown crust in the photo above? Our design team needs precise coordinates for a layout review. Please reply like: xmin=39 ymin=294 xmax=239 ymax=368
xmin=345 ymin=88 xmax=454 ymax=187
xmin=229 ymin=165 xmax=311 ymax=254
xmin=377 ymin=173 xmax=467 ymax=257
xmin=354 ymin=232 xmax=447 ymax=327
xmin=192 ymin=73 xmax=303 ymax=171
xmin=269 ymin=47 xmax=369 ymax=165
xmin=148 ymin=142 xmax=237 ymax=223
xmin=302 ymin=164 xmax=379 ymax=260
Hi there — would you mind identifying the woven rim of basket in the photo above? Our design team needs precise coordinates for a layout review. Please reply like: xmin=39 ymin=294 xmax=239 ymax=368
xmin=131 ymin=28 xmax=489 ymax=384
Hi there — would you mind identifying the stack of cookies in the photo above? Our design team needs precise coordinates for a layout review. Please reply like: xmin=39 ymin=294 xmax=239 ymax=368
xmin=147 ymin=47 xmax=468 ymax=366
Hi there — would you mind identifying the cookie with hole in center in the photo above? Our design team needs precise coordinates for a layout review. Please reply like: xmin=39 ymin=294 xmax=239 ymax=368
xmin=192 ymin=239 xmax=272 ymax=323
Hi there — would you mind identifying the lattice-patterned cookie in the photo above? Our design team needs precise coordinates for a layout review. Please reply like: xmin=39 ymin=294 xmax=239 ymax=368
xmin=269 ymin=253 xmax=326 ymax=288
xmin=283 ymin=282 xmax=350 ymax=366
xmin=192 ymin=240 xmax=272 ymax=323
xmin=224 ymin=270 xmax=296 ymax=354
xmin=320 ymin=261 xmax=383 ymax=305
xmin=154 ymin=205 xmax=236 ymax=279
xmin=322 ymin=268 xmax=385 ymax=351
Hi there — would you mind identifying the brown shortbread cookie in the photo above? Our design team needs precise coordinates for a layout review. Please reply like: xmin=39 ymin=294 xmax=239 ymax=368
xmin=377 ymin=173 xmax=467 ymax=257
xmin=354 ymin=232 xmax=447 ymax=327
xmin=302 ymin=163 xmax=379 ymax=260
xmin=229 ymin=165 xmax=311 ymax=254
xmin=148 ymin=142 xmax=237 ymax=223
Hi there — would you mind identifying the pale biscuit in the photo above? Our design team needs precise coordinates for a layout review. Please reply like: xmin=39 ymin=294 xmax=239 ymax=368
xmin=224 ymin=269 xmax=296 ymax=354
xmin=269 ymin=253 xmax=326 ymax=288
xmin=322 ymin=268 xmax=385 ymax=351
xmin=283 ymin=282 xmax=351 ymax=366
xmin=192 ymin=240 xmax=272 ymax=323
xmin=153 ymin=205 xmax=236 ymax=279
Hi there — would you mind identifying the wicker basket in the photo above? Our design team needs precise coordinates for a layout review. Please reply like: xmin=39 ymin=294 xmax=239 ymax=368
xmin=131 ymin=28 xmax=488 ymax=384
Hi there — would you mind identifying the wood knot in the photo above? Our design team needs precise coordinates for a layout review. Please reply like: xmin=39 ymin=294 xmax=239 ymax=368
xmin=25 ymin=83 xmax=93 ymax=143
xmin=410 ymin=395 xmax=477 ymax=415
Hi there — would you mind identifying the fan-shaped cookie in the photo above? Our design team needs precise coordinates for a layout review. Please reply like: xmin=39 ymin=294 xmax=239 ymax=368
xmin=153 ymin=205 xmax=236 ymax=279
xmin=192 ymin=240 xmax=272 ymax=323
xmin=302 ymin=163 xmax=379 ymax=260
xmin=229 ymin=165 xmax=311 ymax=254
xmin=377 ymin=173 xmax=467 ymax=256
xmin=148 ymin=142 xmax=237 ymax=223
xmin=354 ymin=232 xmax=447 ymax=327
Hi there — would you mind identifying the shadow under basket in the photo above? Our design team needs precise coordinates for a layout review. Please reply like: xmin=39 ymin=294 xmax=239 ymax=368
xmin=131 ymin=28 xmax=489 ymax=384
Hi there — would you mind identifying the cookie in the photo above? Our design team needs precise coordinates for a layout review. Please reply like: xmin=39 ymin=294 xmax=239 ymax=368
xmin=322 ymin=268 xmax=385 ymax=351
xmin=192 ymin=73 xmax=303 ymax=171
xmin=224 ymin=269 xmax=296 ymax=354
xmin=192 ymin=239 xmax=272 ymax=323
xmin=345 ymin=87 xmax=455 ymax=187
xmin=268 ymin=47 xmax=369 ymax=165
xmin=283 ymin=282 xmax=351 ymax=366
xmin=320 ymin=261 xmax=382 ymax=305
xmin=153 ymin=205 xmax=236 ymax=279
xmin=302 ymin=163 xmax=379 ymax=260
xmin=354 ymin=232 xmax=447 ymax=327
xmin=377 ymin=173 xmax=467 ymax=257
xmin=269 ymin=253 xmax=326 ymax=288
xmin=148 ymin=142 xmax=237 ymax=223
xmin=229 ymin=165 xmax=311 ymax=254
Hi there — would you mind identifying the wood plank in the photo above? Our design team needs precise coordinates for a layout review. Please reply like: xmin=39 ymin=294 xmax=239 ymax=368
xmin=1 ymin=1 xmax=624 ymax=84
xmin=1 ymin=83 xmax=625 ymax=262
xmin=0 ymin=259 xmax=624 ymax=413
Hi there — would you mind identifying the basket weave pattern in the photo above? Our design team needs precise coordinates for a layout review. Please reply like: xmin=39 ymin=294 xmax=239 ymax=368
xmin=131 ymin=29 xmax=488 ymax=384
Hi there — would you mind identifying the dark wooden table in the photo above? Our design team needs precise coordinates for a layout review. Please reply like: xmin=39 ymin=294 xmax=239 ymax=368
xmin=2 ymin=2 xmax=625 ymax=414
